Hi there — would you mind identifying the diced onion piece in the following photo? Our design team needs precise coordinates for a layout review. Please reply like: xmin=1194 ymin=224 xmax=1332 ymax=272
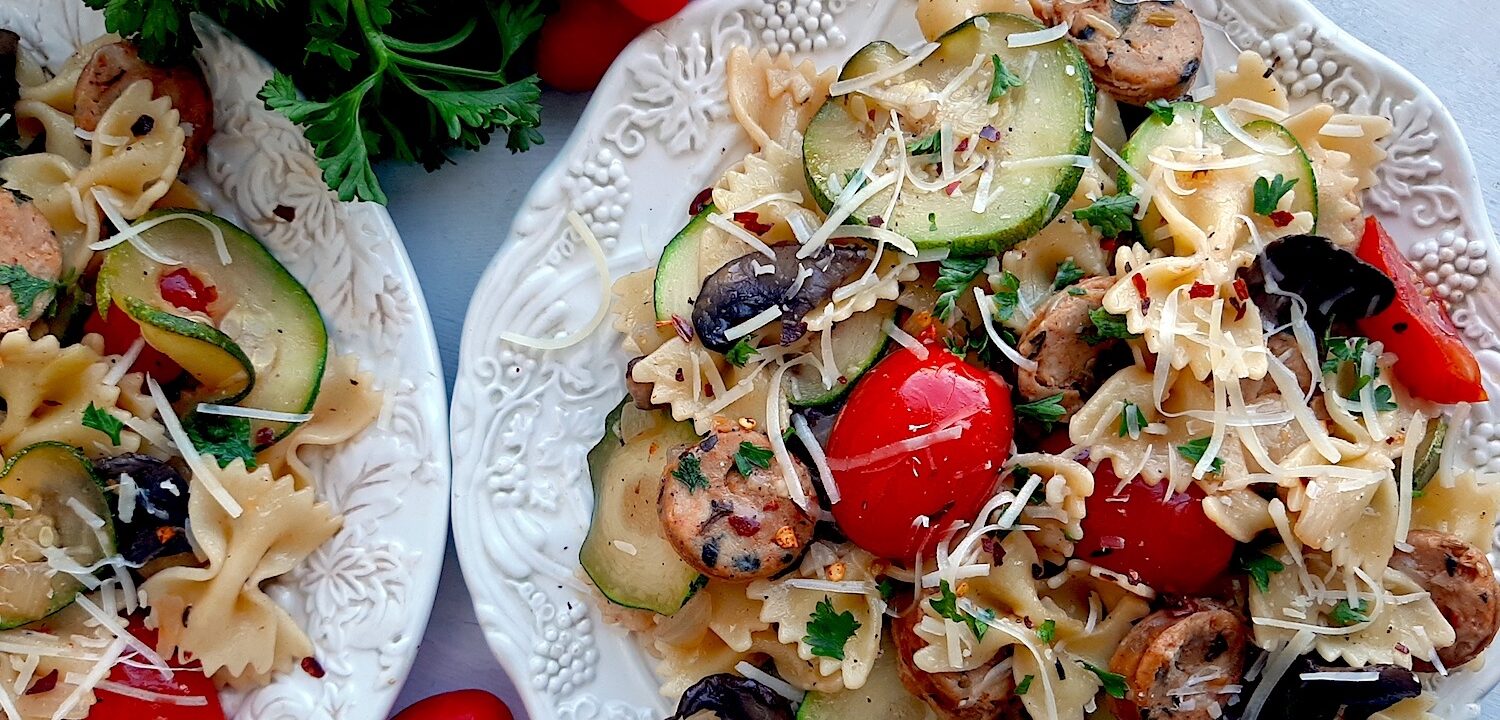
xmin=498 ymin=213 xmax=612 ymax=351
xmin=1007 ymin=23 xmax=1070 ymax=47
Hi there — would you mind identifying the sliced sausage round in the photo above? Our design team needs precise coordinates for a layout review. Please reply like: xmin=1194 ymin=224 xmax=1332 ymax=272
xmin=1047 ymin=0 xmax=1204 ymax=105
xmin=73 ymin=42 xmax=214 ymax=167
xmin=1109 ymin=602 xmax=1249 ymax=720
xmin=0 ymin=190 xmax=61 ymax=332
xmin=889 ymin=604 xmax=1024 ymax=720
xmin=1017 ymin=276 xmax=1127 ymax=419
xmin=1390 ymin=529 xmax=1500 ymax=670
xmin=658 ymin=427 xmax=816 ymax=580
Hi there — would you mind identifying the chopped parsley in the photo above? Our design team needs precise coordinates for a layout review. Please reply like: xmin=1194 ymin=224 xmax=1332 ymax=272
xmin=806 ymin=597 xmax=862 ymax=660
xmin=1145 ymin=98 xmax=1176 ymax=124
xmin=908 ymin=132 xmax=942 ymax=156
xmin=1236 ymin=551 xmax=1286 ymax=592
xmin=1117 ymin=400 xmax=1147 ymax=438
xmin=82 ymin=402 xmax=124 ymax=446
xmin=934 ymin=257 xmax=990 ymax=321
xmin=929 ymin=580 xmax=990 ymax=642
xmin=1323 ymin=336 xmax=1398 ymax=412
xmin=988 ymin=54 xmax=1023 ymax=103
xmin=0 ymin=264 xmax=58 ymax=316
xmin=1253 ymin=173 xmax=1298 ymax=216
xmin=725 ymin=338 xmax=758 ymax=367
xmin=182 ymin=413 xmax=257 ymax=469
xmin=1016 ymin=675 xmax=1034 ymax=695
xmin=1015 ymin=394 xmax=1067 ymax=426
xmin=1067 ymin=286 xmax=1086 ymax=296
xmin=1330 ymin=599 xmax=1371 ymax=627
xmin=1072 ymin=193 xmax=1138 ymax=238
xmin=1177 ymin=437 xmax=1225 ymax=473
xmin=1036 ymin=618 xmax=1056 ymax=644
xmin=993 ymin=270 xmax=1021 ymax=322
xmin=877 ymin=579 xmax=897 ymax=601
xmin=672 ymin=454 xmax=709 ymax=492
xmin=733 ymin=442 xmax=774 ymax=477
xmin=1051 ymin=258 xmax=1085 ymax=291
xmin=1082 ymin=661 xmax=1129 ymax=699
xmin=1086 ymin=308 xmax=1140 ymax=344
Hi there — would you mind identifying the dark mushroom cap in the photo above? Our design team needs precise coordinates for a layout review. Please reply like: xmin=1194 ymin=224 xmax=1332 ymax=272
xmin=94 ymin=453 xmax=192 ymax=565
xmin=666 ymin=673 xmax=795 ymax=720
xmin=691 ymin=243 xmax=870 ymax=352
xmin=1250 ymin=234 xmax=1396 ymax=333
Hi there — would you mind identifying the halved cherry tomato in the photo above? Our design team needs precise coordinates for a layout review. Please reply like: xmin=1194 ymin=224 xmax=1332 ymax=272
xmin=87 ymin=616 xmax=224 ymax=720
xmin=392 ymin=689 xmax=515 ymax=720
xmin=537 ymin=0 xmax=652 ymax=92
xmin=84 ymin=304 xmax=183 ymax=382
xmin=826 ymin=333 xmax=1014 ymax=560
xmin=1355 ymin=216 xmax=1486 ymax=403
xmin=1074 ymin=465 xmax=1235 ymax=595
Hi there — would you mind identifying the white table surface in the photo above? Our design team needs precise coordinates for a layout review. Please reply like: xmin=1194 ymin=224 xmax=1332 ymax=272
xmin=377 ymin=1 xmax=1500 ymax=716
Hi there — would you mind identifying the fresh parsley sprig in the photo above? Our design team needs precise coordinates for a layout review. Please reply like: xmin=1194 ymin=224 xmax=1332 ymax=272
xmin=1086 ymin=308 xmax=1140 ymax=344
xmin=1145 ymin=99 xmax=1175 ymax=124
xmin=993 ymin=270 xmax=1020 ymax=323
xmin=733 ymin=442 xmax=773 ymax=477
xmin=1177 ymin=437 xmax=1224 ymax=474
xmin=1117 ymin=400 xmax=1147 ymax=439
xmin=1016 ymin=394 xmax=1067 ymax=425
xmin=988 ymin=54 xmax=1022 ymax=103
xmin=1072 ymin=194 xmax=1138 ymax=238
xmin=672 ymin=454 xmax=709 ymax=492
xmin=1253 ymin=173 xmax=1298 ymax=216
xmin=725 ymin=338 xmax=758 ymax=367
xmin=0 ymin=264 xmax=59 ymax=317
xmin=806 ymin=597 xmax=861 ymax=660
xmin=1329 ymin=599 xmax=1371 ymax=627
xmin=82 ymin=403 xmax=125 ymax=446
xmin=929 ymin=580 xmax=992 ymax=642
xmin=934 ymin=257 xmax=989 ymax=322
xmin=1051 ymin=258 xmax=1085 ymax=291
xmin=1236 ymin=550 xmax=1286 ymax=593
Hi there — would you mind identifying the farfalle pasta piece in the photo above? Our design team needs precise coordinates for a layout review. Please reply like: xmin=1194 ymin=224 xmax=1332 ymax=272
xmin=142 ymin=461 xmax=342 ymax=684
xmin=0 ymin=604 xmax=112 ymax=719
xmin=1410 ymin=469 xmax=1500 ymax=550
xmin=0 ymin=153 xmax=99 ymax=273
xmin=1009 ymin=452 xmax=1093 ymax=562
xmin=1203 ymin=51 xmax=1288 ymax=112
xmin=803 ymin=256 xmax=918 ymax=333
xmin=256 ymin=355 xmax=382 ymax=492
xmin=630 ymin=336 xmax=781 ymax=434
xmin=748 ymin=543 xmax=883 ymax=689
xmin=725 ymin=47 xmax=834 ymax=150
xmin=0 ymin=331 xmax=146 ymax=456
xmin=611 ymin=269 xmax=671 ymax=357
xmin=712 ymin=139 xmax=808 ymax=227
xmin=997 ymin=166 xmax=1110 ymax=331
xmin=71 ymin=80 xmax=186 ymax=219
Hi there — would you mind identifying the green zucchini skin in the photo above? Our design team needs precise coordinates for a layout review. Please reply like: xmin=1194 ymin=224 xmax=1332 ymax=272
xmin=796 ymin=636 xmax=930 ymax=719
xmin=803 ymin=13 xmax=1097 ymax=257
xmin=654 ymin=205 xmax=718 ymax=322
xmin=786 ymin=301 xmax=895 ymax=407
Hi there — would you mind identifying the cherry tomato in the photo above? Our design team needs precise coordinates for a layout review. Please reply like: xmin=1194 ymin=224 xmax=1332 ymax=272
xmin=614 ymin=0 xmax=690 ymax=22
xmin=157 ymin=268 xmax=218 ymax=314
xmin=1074 ymin=465 xmax=1235 ymax=595
xmin=826 ymin=335 xmax=1014 ymax=560
xmin=87 ymin=617 xmax=224 ymax=720
xmin=537 ymin=0 xmax=652 ymax=92
xmin=1354 ymin=216 xmax=1486 ymax=403
xmin=84 ymin=305 xmax=183 ymax=382
xmin=392 ymin=690 xmax=515 ymax=720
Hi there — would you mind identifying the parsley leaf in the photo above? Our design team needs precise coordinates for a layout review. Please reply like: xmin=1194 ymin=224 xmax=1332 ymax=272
xmin=1036 ymin=618 xmax=1057 ymax=644
xmin=1322 ymin=336 xmax=1368 ymax=375
xmin=1016 ymin=675 xmax=1034 ymax=695
xmin=0 ymin=264 xmax=58 ymax=317
xmin=877 ymin=579 xmax=897 ymax=601
xmin=1082 ymin=661 xmax=1129 ymax=699
xmin=1051 ymin=258 xmax=1085 ymax=291
xmin=182 ymin=413 xmax=256 ymax=469
xmin=1330 ymin=599 xmax=1371 ymax=627
xmin=1117 ymin=400 xmax=1147 ymax=438
xmin=993 ymin=270 xmax=1020 ymax=322
xmin=929 ymin=580 xmax=990 ymax=641
xmin=1253 ymin=173 xmax=1298 ymax=216
xmin=1145 ymin=98 xmax=1176 ymax=124
xmin=1236 ymin=551 xmax=1286 ymax=592
xmin=1072 ymin=193 xmax=1138 ymax=238
xmin=908 ymin=132 xmax=942 ymax=156
xmin=1015 ymin=394 xmax=1067 ymax=425
xmin=934 ymin=257 xmax=989 ymax=321
xmin=82 ymin=402 xmax=124 ymax=446
xmin=672 ymin=454 xmax=710 ymax=492
xmin=1177 ymin=437 xmax=1225 ymax=473
xmin=806 ymin=596 xmax=861 ymax=660
xmin=725 ymin=338 xmax=758 ymax=367
xmin=733 ymin=442 xmax=774 ymax=477
xmin=1372 ymin=384 xmax=1398 ymax=412
xmin=1086 ymin=308 xmax=1141 ymax=344
xmin=988 ymin=54 xmax=1022 ymax=103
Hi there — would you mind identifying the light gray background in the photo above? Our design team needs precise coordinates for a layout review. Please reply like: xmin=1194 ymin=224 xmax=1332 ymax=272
xmin=379 ymin=0 xmax=1500 ymax=715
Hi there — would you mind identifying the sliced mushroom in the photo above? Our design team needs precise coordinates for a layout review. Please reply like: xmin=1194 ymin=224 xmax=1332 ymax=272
xmin=73 ymin=42 xmax=214 ymax=167
xmin=667 ymin=673 xmax=795 ymax=720
xmin=1390 ymin=529 xmax=1500 ymax=670
xmin=1252 ymin=234 xmax=1395 ymax=333
xmin=1255 ymin=657 xmax=1420 ymax=720
xmin=1016 ymin=276 xmax=1130 ymax=419
xmin=1043 ymin=0 xmax=1204 ymax=105
xmin=691 ymin=243 xmax=870 ymax=352
xmin=890 ymin=603 xmax=1023 ymax=720
xmin=94 ymin=453 xmax=192 ymax=566
xmin=1109 ymin=601 xmax=1249 ymax=720
xmin=0 ymin=29 xmax=20 ymax=117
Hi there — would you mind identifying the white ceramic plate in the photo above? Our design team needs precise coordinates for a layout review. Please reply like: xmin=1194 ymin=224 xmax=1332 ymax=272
xmin=0 ymin=2 xmax=451 ymax=718
xmin=452 ymin=0 xmax=1500 ymax=717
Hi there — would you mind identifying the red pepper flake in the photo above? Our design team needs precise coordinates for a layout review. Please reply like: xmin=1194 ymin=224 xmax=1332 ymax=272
xmin=955 ymin=137 xmax=970 ymax=153
xmin=763 ymin=500 xmax=780 ymax=512
xmin=733 ymin=211 xmax=774 ymax=235
xmin=671 ymin=314 xmax=694 ymax=343
xmin=1188 ymin=281 xmax=1216 ymax=299
xmin=674 ymin=368 xmax=685 ymax=382
xmin=1269 ymin=210 xmax=1295 ymax=227
xmin=25 ymin=670 xmax=58 ymax=695
xmin=1233 ymin=277 xmax=1250 ymax=301
xmin=868 ymin=215 xmax=884 ymax=228
xmin=1101 ymin=237 xmax=1119 ymax=256
xmin=689 ymin=188 xmax=714 ymax=216
xmin=727 ymin=515 xmax=762 ymax=537
xmin=272 ymin=204 xmax=296 ymax=222
xmin=159 ymin=268 xmax=219 ymax=314
xmin=1230 ymin=297 xmax=1248 ymax=321
xmin=943 ymin=181 xmax=961 ymax=196
xmin=703 ymin=383 xmax=716 ymax=398
xmin=1131 ymin=273 xmax=1151 ymax=312
xmin=255 ymin=426 xmax=276 ymax=446
xmin=301 ymin=656 xmax=326 ymax=678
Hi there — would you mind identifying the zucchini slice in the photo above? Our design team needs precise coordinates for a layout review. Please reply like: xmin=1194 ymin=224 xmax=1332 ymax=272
xmin=797 ymin=636 xmax=931 ymax=719
xmin=98 ymin=211 xmax=329 ymax=444
xmin=787 ymin=300 xmax=895 ymax=406
xmin=653 ymin=205 xmax=750 ymax=322
xmin=1119 ymin=102 xmax=1317 ymax=246
xmin=579 ymin=398 xmax=706 ymax=615
xmin=0 ymin=443 xmax=114 ymax=629
xmin=803 ymin=13 xmax=1096 ymax=256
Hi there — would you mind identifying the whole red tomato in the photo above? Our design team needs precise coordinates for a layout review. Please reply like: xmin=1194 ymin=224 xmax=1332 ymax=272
xmin=826 ymin=337 xmax=1014 ymax=560
xmin=537 ymin=0 xmax=652 ymax=92
xmin=87 ymin=617 xmax=224 ymax=720
xmin=393 ymin=690 xmax=514 ymax=720
xmin=1355 ymin=215 xmax=1486 ymax=403
xmin=1074 ymin=465 xmax=1235 ymax=595
xmin=615 ymin=0 xmax=691 ymax=22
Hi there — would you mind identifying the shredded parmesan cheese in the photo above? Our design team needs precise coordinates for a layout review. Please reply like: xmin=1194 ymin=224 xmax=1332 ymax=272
xmin=146 ymin=376 xmax=243 ymax=517
xmin=1007 ymin=23 xmax=1070 ymax=47
xmin=498 ymin=213 xmax=613 ymax=350
xmin=195 ymin=403 xmax=314 ymax=424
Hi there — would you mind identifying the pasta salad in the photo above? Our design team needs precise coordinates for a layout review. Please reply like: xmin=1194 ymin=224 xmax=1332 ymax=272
xmin=570 ymin=1 xmax=1500 ymax=719
xmin=0 ymin=31 xmax=380 ymax=719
